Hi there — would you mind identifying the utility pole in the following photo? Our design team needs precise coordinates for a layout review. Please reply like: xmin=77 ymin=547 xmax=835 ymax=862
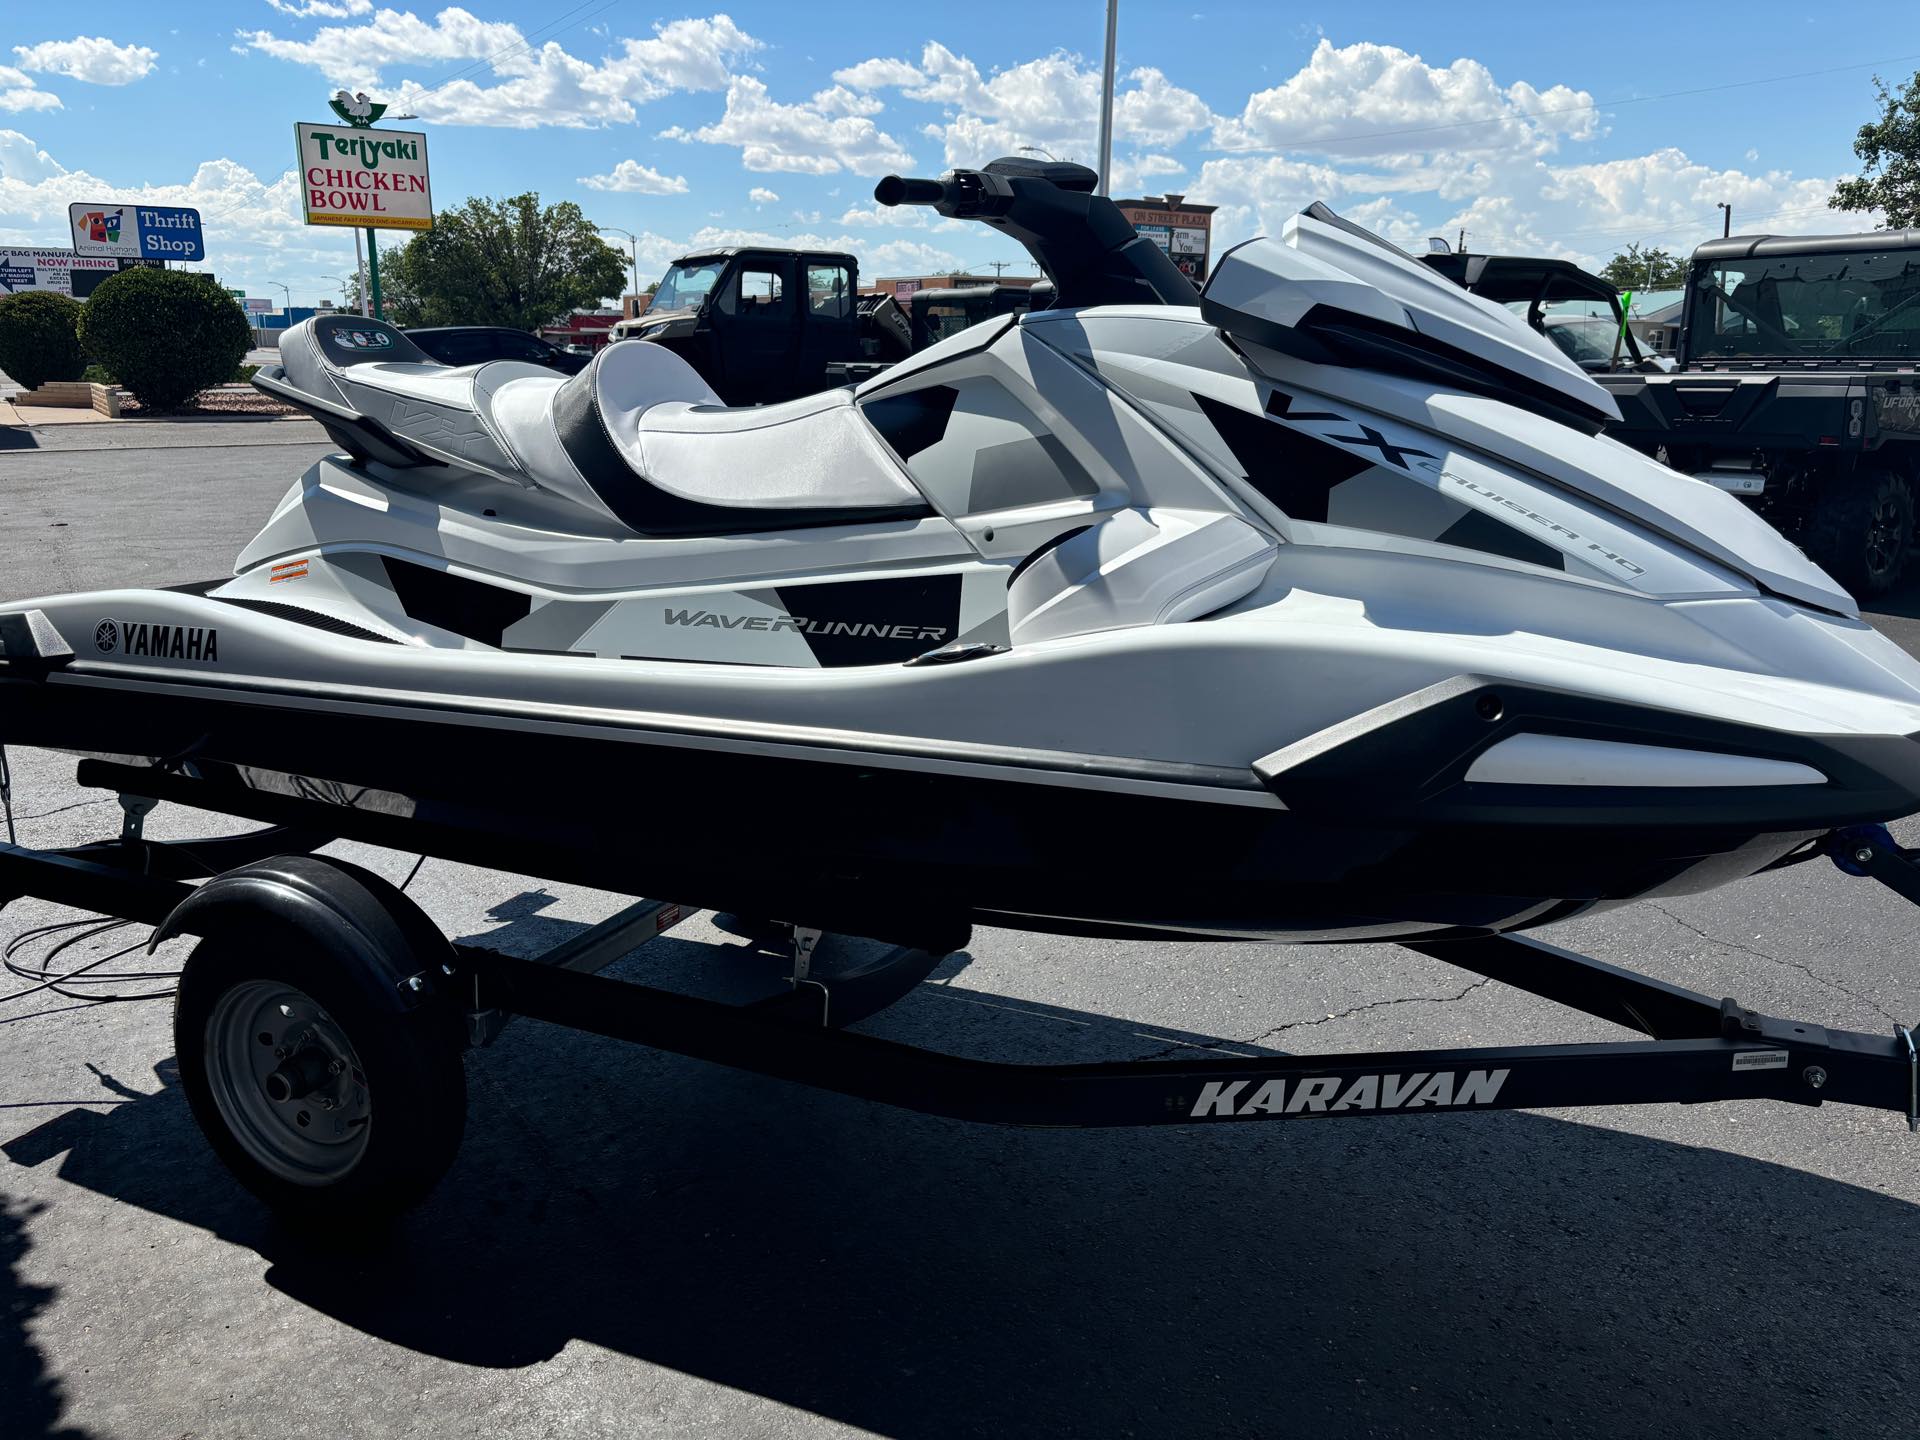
xmin=985 ymin=260 xmax=1010 ymax=277
xmin=1718 ymin=202 xmax=1732 ymax=237
xmin=1457 ymin=228 xmax=1467 ymax=254
xmin=1095 ymin=0 xmax=1118 ymax=196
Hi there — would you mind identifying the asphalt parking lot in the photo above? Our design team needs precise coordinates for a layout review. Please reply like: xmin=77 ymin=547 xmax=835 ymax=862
xmin=5 ymin=418 xmax=1920 ymax=1438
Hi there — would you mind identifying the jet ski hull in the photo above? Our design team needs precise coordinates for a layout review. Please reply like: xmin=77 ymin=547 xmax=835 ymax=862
xmin=0 ymin=659 xmax=1896 ymax=944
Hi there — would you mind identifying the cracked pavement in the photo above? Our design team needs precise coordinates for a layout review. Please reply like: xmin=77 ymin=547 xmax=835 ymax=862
xmin=5 ymin=426 xmax=1920 ymax=1439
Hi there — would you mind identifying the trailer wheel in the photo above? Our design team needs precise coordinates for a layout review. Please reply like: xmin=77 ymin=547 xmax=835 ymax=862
xmin=1805 ymin=467 xmax=1913 ymax=599
xmin=174 ymin=936 xmax=466 ymax=1225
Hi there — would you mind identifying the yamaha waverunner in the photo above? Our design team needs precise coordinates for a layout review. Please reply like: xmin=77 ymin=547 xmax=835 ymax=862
xmin=6 ymin=157 xmax=1920 ymax=945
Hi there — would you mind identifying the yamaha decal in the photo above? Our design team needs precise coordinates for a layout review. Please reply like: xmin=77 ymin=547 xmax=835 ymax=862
xmin=94 ymin=618 xmax=220 ymax=663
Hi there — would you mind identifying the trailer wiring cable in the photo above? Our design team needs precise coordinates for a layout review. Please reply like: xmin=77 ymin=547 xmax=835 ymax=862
xmin=0 ymin=846 xmax=432 ymax=1008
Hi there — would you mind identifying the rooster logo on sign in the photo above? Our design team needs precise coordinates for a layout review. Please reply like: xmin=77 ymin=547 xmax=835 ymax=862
xmin=327 ymin=91 xmax=388 ymax=128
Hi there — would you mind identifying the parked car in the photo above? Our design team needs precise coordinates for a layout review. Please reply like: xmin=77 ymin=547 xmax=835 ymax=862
xmin=403 ymin=326 xmax=590 ymax=374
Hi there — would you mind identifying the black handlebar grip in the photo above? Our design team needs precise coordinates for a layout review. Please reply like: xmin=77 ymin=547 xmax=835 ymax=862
xmin=874 ymin=175 xmax=947 ymax=207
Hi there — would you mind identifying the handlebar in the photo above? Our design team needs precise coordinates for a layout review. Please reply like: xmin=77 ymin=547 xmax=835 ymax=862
xmin=874 ymin=174 xmax=950 ymax=208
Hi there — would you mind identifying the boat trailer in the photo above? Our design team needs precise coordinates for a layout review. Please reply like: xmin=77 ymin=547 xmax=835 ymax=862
xmin=2 ymin=758 xmax=1917 ymax=1218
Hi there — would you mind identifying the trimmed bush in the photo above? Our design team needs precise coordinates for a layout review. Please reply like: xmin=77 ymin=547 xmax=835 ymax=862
xmin=80 ymin=268 xmax=249 ymax=411
xmin=0 ymin=291 xmax=86 ymax=391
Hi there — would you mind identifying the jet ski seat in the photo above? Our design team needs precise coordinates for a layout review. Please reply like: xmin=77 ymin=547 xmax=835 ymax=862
xmin=276 ymin=314 xmax=932 ymax=537
xmin=499 ymin=342 xmax=933 ymax=536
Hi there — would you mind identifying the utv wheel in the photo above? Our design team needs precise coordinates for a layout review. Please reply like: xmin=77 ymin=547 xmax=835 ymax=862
xmin=1804 ymin=468 xmax=1913 ymax=600
xmin=174 ymin=936 xmax=466 ymax=1226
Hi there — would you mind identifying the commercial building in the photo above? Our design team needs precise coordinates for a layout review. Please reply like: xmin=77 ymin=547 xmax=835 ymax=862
xmin=1113 ymin=193 xmax=1216 ymax=286
xmin=539 ymin=309 xmax=622 ymax=351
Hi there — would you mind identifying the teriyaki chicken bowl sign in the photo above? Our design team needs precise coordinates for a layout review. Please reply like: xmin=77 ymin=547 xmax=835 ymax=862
xmin=295 ymin=121 xmax=433 ymax=231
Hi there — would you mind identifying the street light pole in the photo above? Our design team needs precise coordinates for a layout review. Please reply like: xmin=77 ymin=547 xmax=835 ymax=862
xmin=1717 ymin=202 xmax=1732 ymax=238
xmin=352 ymin=230 xmax=370 ymax=317
xmin=1095 ymin=0 xmax=1118 ymax=196
xmin=598 ymin=226 xmax=641 ymax=312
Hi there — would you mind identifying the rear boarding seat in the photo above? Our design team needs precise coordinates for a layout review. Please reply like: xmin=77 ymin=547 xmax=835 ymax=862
xmin=270 ymin=314 xmax=931 ymax=536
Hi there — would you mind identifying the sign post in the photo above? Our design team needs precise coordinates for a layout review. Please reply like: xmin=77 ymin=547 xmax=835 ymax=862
xmin=295 ymin=94 xmax=431 ymax=322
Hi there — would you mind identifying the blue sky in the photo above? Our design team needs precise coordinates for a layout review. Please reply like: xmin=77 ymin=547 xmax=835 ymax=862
xmin=0 ymin=2 xmax=1912 ymax=308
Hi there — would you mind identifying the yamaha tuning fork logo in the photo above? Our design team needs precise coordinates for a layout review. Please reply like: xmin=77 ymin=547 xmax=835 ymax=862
xmin=92 ymin=616 xmax=220 ymax=663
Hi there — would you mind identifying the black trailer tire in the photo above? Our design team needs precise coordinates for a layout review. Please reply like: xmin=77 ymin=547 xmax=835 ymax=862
xmin=1804 ymin=467 xmax=1914 ymax=599
xmin=174 ymin=936 xmax=466 ymax=1226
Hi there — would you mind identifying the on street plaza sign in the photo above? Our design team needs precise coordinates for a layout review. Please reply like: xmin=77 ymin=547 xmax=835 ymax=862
xmin=295 ymin=121 xmax=432 ymax=231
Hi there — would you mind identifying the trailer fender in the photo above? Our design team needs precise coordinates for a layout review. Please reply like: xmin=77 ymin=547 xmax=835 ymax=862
xmin=150 ymin=854 xmax=452 ymax=1018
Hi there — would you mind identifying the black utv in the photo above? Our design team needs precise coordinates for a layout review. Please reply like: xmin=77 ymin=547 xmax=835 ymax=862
xmin=613 ymin=247 xmax=910 ymax=404
xmin=615 ymin=247 xmax=1056 ymax=403
xmin=1597 ymin=228 xmax=1920 ymax=598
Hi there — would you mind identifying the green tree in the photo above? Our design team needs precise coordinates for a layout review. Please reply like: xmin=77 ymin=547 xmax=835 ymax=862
xmin=0 ymin=291 xmax=86 ymax=390
xmin=379 ymin=193 xmax=628 ymax=330
xmin=79 ymin=268 xmax=248 ymax=411
xmin=1832 ymin=71 xmax=1920 ymax=227
xmin=1598 ymin=243 xmax=1687 ymax=293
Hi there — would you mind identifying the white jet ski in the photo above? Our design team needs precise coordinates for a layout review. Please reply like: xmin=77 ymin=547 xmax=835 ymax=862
xmin=6 ymin=158 xmax=1920 ymax=944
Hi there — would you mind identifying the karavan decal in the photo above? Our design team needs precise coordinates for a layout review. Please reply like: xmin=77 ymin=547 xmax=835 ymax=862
xmin=1189 ymin=1068 xmax=1511 ymax=1118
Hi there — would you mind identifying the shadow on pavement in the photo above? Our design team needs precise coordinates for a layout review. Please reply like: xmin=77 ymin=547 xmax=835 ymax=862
xmin=5 ymin=961 xmax=1920 ymax=1438
xmin=0 ymin=424 xmax=40 ymax=450
xmin=0 ymin=1194 xmax=90 ymax=1440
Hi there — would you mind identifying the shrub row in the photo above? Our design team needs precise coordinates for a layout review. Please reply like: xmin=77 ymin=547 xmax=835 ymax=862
xmin=0 ymin=268 xmax=250 ymax=411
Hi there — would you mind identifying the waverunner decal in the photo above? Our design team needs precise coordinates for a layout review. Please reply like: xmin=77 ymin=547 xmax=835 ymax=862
xmin=1189 ymin=1069 xmax=1510 ymax=1117
xmin=93 ymin=619 xmax=219 ymax=663
xmin=662 ymin=608 xmax=947 ymax=643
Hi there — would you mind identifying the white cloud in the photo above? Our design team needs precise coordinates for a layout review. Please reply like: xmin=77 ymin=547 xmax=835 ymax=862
xmin=0 ymin=128 xmax=63 ymax=183
xmin=12 ymin=36 xmax=158 ymax=86
xmin=578 ymin=159 xmax=689 ymax=194
xmin=667 ymin=74 xmax=914 ymax=175
xmin=238 ymin=10 xmax=759 ymax=128
xmin=833 ymin=56 xmax=924 ymax=90
xmin=835 ymin=44 xmax=1208 ymax=173
xmin=1211 ymin=38 xmax=1595 ymax=157
xmin=1113 ymin=67 xmax=1211 ymax=148
xmin=267 ymin=0 xmax=375 ymax=16
xmin=748 ymin=186 xmax=778 ymax=203
xmin=0 ymin=66 xmax=61 ymax=114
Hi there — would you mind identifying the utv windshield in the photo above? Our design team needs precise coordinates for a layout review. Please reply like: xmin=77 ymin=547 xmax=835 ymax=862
xmin=652 ymin=259 xmax=727 ymax=312
xmin=1692 ymin=249 xmax=1920 ymax=359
